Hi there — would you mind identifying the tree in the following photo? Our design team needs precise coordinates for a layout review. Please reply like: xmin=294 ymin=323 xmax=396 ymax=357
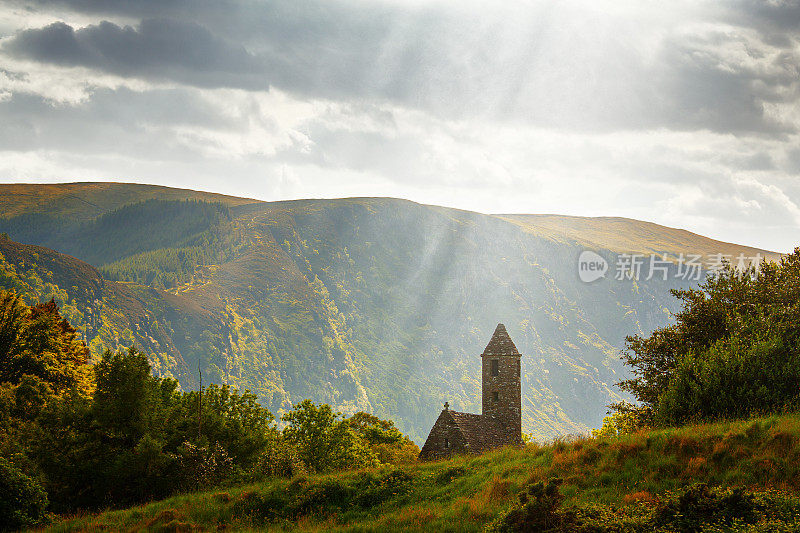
xmin=0 ymin=290 xmax=93 ymax=397
xmin=92 ymin=347 xmax=160 ymax=441
xmin=171 ymin=384 xmax=277 ymax=470
xmin=614 ymin=248 xmax=800 ymax=426
xmin=282 ymin=400 xmax=376 ymax=473
xmin=345 ymin=411 xmax=419 ymax=464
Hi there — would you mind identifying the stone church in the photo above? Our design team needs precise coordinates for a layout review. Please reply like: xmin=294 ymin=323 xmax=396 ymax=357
xmin=419 ymin=323 xmax=523 ymax=459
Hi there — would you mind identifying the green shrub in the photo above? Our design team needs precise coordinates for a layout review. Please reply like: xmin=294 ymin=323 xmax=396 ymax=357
xmin=252 ymin=437 xmax=307 ymax=479
xmin=435 ymin=465 xmax=466 ymax=485
xmin=653 ymin=483 xmax=761 ymax=532
xmin=176 ymin=441 xmax=234 ymax=491
xmin=0 ymin=457 xmax=48 ymax=531
xmin=656 ymin=333 xmax=800 ymax=425
xmin=234 ymin=468 xmax=414 ymax=525
xmin=354 ymin=469 xmax=414 ymax=508
xmin=490 ymin=478 xmax=581 ymax=533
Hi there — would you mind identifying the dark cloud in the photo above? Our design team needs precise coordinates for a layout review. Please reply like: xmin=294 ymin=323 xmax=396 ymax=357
xmin=0 ymin=87 xmax=252 ymax=158
xmin=7 ymin=18 xmax=266 ymax=89
xmin=727 ymin=0 xmax=800 ymax=33
xmin=654 ymin=32 xmax=799 ymax=135
xmin=2 ymin=0 xmax=800 ymax=137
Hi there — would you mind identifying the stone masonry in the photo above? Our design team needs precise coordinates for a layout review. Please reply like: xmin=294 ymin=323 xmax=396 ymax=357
xmin=419 ymin=323 xmax=523 ymax=459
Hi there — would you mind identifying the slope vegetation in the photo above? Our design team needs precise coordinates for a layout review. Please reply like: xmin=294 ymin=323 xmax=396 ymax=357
xmin=499 ymin=214 xmax=782 ymax=263
xmin=0 ymin=235 xmax=214 ymax=384
xmin=0 ymin=181 xmax=255 ymax=219
xmin=0 ymin=184 xmax=780 ymax=443
xmin=46 ymin=412 xmax=800 ymax=532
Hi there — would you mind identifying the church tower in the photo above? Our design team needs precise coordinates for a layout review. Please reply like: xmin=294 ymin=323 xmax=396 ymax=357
xmin=481 ymin=323 xmax=522 ymax=444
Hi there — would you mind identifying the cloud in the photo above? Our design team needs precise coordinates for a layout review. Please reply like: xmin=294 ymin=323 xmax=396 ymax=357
xmin=6 ymin=18 xmax=266 ymax=90
xmin=3 ymin=2 xmax=798 ymax=135
xmin=0 ymin=0 xmax=799 ymax=252
xmin=653 ymin=24 xmax=800 ymax=134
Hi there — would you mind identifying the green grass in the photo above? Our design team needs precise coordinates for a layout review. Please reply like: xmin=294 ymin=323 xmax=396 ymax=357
xmin=43 ymin=412 xmax=800 ymax=532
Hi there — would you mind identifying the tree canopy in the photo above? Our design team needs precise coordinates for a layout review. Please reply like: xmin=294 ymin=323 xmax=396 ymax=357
xmin=615 ymin=248 xmax=800 ymax=426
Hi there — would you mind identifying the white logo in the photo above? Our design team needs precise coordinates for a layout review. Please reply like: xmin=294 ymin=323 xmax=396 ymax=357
xmin=578 ymin=251 xmax=608 ymax=283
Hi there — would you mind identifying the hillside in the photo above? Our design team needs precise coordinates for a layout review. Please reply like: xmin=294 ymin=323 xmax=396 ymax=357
xmin=45 ymin=412 xmax=800 ymax=532
xmin=0 ymin=183 xmax=780 ymax=443
xmin=0 ymin=182 xmax=257 ymax=220
xmin=0 ymin=235 xmax=214 ymax=384
xmin=498 ymin=214 xmax=783 ymax=264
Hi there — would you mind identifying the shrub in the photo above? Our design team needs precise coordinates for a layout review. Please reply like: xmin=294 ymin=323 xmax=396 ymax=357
xmin=489 ymin=478 xmax=581 ymax=533
xmin=435 ymin=465 xmax=466 ymax=485
xmin=653 ymin=483 xmax=761 ymax=532
xmin=235 ymin=468 xmax=414 ymax=525
xmin=176 ymin=441 xmax=234 ymax=491
xmin=0 ymin=457 xmax=48 ymax=531
xmin=253 ymin=438 xmax=307 ymax=479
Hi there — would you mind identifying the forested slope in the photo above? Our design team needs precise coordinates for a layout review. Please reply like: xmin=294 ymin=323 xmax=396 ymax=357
xmin=0 ymin=184 xmax=779 ymax=442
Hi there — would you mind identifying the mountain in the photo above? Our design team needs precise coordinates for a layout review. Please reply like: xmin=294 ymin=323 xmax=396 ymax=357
xmin=0 ymin=183 xmax=779 ymax=442
xmin=0 ymin=235 xmax=215 ymax=384
xmin=498 ymin=214 xmax=782 ymax=264
xmin=0 ymin=182 xmax=256 ymax=219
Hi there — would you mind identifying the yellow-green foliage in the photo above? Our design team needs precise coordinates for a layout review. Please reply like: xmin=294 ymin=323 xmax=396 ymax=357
xmin=46 ymin=412 xmax=800 ymax=532
xmin=0 ymin=289 xmax=94 ymax=398
xmin=592 ymin=411 xmax=640 ymax=438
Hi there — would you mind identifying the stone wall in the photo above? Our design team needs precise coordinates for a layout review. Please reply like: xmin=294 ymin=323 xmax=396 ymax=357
xmin=481 ymin=353 xmax=522 ymax=444
xmin=418 ymin=410 xmax=469 ymax=459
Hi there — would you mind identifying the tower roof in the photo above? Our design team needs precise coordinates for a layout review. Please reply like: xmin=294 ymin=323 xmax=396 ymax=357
xmin=481 ymin=323 xmax=520 ymax=357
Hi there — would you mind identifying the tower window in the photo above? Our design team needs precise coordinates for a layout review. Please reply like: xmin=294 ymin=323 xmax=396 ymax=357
xmin=444 ymin=438 xmax=450 ymax=449
xmin=491 ymin=359 xmax=499 ymax=376
xmin=492 ymin=391 xmax=499 ymax=402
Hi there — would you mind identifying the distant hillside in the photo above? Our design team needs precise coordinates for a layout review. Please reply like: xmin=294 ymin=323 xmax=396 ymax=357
xmin=0 ymin=199 xmax=235 ymax=269
xmin=498 ymin=214 xmax=782 ymax=264
xmin=0 ymin=183 xmax=782 ymax=443
xmin=0 ymin=182 xmax=257 ymax=219
xmin=0 ymin=235 xmax=216 ymax=384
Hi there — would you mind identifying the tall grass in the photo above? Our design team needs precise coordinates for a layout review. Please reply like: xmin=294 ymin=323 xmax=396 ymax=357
xmin=44 ymin=412 xmax=800 ymax=532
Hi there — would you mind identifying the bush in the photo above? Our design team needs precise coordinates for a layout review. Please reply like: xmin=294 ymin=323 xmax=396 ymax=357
xmin=435 ymin=465 xmax=466 ymax=485
xmin=252 ymin=438 xmax=307 ymax=479
xmin=655 ymin=333 xmax=800 ymax=425
xmin=0 ymin=457 xmax=48 ymax=531
xmin=234 ymin=468 xmax=414 ymax=525
xmin=653 ymin=483 xmax=761 ymax=532
xmin=176 ymin=441 xmax=234 ymax=491
xmin=490 ymin=478 xmax=581 ymax=533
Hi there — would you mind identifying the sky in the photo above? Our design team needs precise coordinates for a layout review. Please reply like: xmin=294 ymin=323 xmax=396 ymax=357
xmin=0 ymin=1 xmax=799 ymax=252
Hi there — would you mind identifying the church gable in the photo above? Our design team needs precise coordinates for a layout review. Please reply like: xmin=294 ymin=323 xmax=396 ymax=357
xmin=418 ymin=408 xmax=469 ymax=459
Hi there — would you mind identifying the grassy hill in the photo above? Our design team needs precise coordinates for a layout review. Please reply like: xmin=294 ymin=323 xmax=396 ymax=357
xmin=0 ymin=184 xmax=781 ymax=443
xmin=498 ymin=214 xmax=783 ymax=264
xmin=0 ymin=182 xmax=256 ymax=220
xmin=45 ymin=412 xmax=800 ymax=532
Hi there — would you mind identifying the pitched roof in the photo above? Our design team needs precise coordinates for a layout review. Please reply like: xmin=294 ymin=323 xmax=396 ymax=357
xmin=481 ymin=323 xmax=520 ymax=357
xmin=448 ymin=411 xmax=508 ymax=453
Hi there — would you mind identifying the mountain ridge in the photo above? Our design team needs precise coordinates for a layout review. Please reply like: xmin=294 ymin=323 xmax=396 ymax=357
xmin=0 ymin=183 xmax=782 ymax=442
xmin=0 ymin=182 xmax=781 ymax=259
